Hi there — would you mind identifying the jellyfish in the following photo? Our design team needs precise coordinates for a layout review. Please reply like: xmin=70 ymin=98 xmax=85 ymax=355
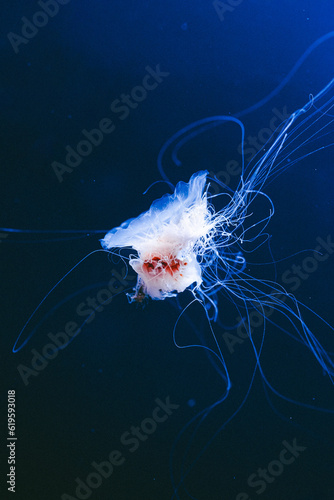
xmin=100 ymin=170 xmax=210 ymax=302
xmin=3 ymin=32 xmax=334 ymax=500
xmin=98 ymin=77 xmax=334 ymax=498
xmin=100 ymin=77 xmax=334 ymax=381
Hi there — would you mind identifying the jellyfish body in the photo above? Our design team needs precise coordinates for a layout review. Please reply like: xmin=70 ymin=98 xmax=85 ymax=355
xmin=101 ymin=171 xmax=213 ymax=300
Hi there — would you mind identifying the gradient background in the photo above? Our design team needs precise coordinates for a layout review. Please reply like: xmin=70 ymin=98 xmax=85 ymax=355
xmin=1 ymin=1 xmax=334 ymax=499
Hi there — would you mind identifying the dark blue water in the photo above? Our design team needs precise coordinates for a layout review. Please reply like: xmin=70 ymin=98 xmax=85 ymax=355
xmin=1 ymin=2 xmax=334 ymax=499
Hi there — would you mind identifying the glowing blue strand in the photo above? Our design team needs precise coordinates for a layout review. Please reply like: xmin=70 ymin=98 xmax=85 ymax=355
xmin=13 ymin=281 xmax=112 ymax=352
xmin=1 ymin=227 xmax=108 ymax=234
xmin=54 ymin=286 xmax=133 ymax=351
xmin=234 ymin=32 xmax=334 ymax=118
xmin=12 ymin=249 xmax=109 ymax=352
xmin=157 ymin=115 xmax=245 ymax=184
xmin=170 ymin=298 xmax=263 ymax=499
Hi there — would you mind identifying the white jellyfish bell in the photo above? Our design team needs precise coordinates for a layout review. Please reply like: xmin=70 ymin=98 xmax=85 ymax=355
xmin=100 ymin=171 xmax=214 ymax=301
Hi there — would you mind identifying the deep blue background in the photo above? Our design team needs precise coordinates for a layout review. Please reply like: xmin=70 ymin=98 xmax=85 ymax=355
xmin=1 ymin=1 xmax=334 ymax=499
